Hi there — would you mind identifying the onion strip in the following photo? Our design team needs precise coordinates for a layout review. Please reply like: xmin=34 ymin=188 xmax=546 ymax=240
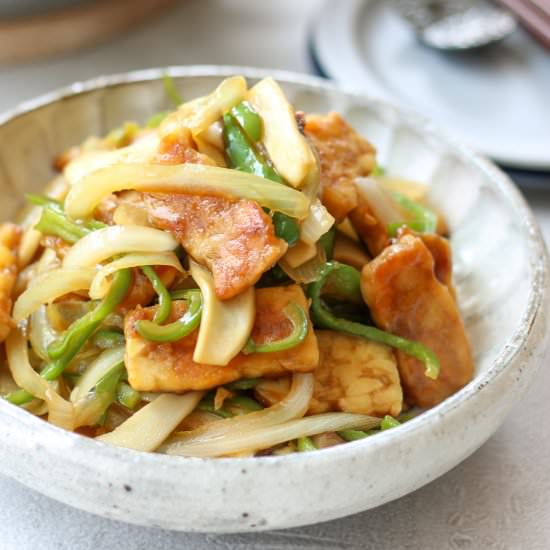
xmin=64 ymin=132 xmax=159 ymax=187
xmin=6 ymin=329 xmax=74 ymax=430
xmin=96 ymin=392 xmax=203 ymax=452
xmin=190 ymin=260 xmax=254 ymax=366
xmin=161 ymin=372 xmax=313 ymax=449
xmin=70 ymin=346 xmax=125 ymax=402
xmin=29 ymin=306 xmax=60 ymax=360
xmin=300 ymin=200 xmax=335 ymax=246
xmin=89 ymin=252 xmax=185 ymax=300
xmin=64 ymin=164 xmax=310 ymax=221
xmin=279 ymin=244 xmax=327 ymax=284
xmin=355 ymin=177 xmax=404 ymax=227
xmin=160 ymin=75 xmax=247 ymax=137
xmin=62 ymin=226 xmax=178 ymax=268
xmin=13 ymin=268 xmax=97 ymax=321
xmin=162 ymin=412 xmax=381 ymax=457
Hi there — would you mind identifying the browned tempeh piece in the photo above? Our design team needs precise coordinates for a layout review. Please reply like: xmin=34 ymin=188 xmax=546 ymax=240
xmin=146 ymin=193 xmax=287 ymax=300
xmin=348 ymin=192 xmax=389 ymax=257
xmin=124 ymin=285 xmax=318 ymax=392
xmin=304 ymin=112 xmax=376 ymax=222
xmin=255 ymin=330 xmax=402 ymax=417
xmin=0 ymin=223 xmax=21 ymax=342
xmin=360 ymin=234 xmax=473 ymax=407
xmin=419 ymin=232 xmax=455 ymax=296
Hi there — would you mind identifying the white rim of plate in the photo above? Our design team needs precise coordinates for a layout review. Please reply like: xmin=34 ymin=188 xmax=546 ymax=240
xmin=311 ymin=0 xmax=550 ymax=171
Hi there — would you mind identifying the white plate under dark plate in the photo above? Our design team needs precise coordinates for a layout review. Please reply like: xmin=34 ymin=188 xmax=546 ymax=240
xmin=312 ymin=0 xmax=550 ymax=171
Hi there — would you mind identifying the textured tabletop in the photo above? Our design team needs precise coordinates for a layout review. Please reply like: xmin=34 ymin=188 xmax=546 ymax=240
xmin=0 ymin=1 xmax=549 ymax=548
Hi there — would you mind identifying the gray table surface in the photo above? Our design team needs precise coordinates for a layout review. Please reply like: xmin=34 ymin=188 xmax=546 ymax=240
xmin=1 ymin=1 xmax=549 ymax=548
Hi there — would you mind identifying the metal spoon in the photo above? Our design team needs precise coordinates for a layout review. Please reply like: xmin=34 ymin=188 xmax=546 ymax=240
xmin=393 ymin=0 xmax=517 ymax=50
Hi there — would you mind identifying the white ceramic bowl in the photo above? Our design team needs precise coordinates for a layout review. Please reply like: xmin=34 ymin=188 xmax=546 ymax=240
xmin=0 ymin=67 xmax=547 ymax=533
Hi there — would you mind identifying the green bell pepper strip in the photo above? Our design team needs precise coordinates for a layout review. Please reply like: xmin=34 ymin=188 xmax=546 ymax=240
xmin=372 ymin=164 xmax=385 ymax=177
xmin=26 ymin=193 xmax=64 ymax=213
xmin=231 ymin=101 xmax=262 ymax=142
xmin=307 ymin=262 xmax=440 ymax=380
xmin=318 ymin=227 xmax=336 ymax=260
xmin=338 ymin=429 xmax=372 ymax=441
xmin=390 ymin=191 xmax=437 ymax=233
xmin=35 ymin=208 xmax=89 ymax=244
xmin=5 ymin=388 xmax=37 ymax=406
xmin=380 ymin=415 xmax=401 ymax=430
xmin=105 ymin=122 xmax=140 ymax=149
xmin=88 ymin=363 xmax=125 ymax=425
xmin=225 ymin=378 xmax=261 ymax=391
xmin=387 ymin=220 xmax=434 ymax=238
xmin=116 ymin=382 xmax=141 ymax=410
xmin=141 ymin=266 xmax=172 ymax=324
xmin=222 ymin=113 xmax=300 ymax=246
xmin=297 ymin=436 xmax=317 ymax=452
xmin=272 ymin=211 xmax=300 ymax=246
xmin=197 ymin=395 xmax=234 ymax=418
xmin=95 ymin=363 xmax=124 ymax=399
xmin=28 ymin=193 xmax=106 ymax=243
xmin=242 ymin=303 xmax=308 ymax=355
xmin=135 ymin=290 xmax=202 ymax=343
xmin=319 ymin=260 xmax=363 ymax=305
xmin=6 ymin=269 xmax=132 ymax=406
xmin=146 ymin=111 xmax=170 ymax=128
xmin=47 ymin=269 xmax=132 ymax=361
xmin=163 ymin=74 xmax=183 ymax=106
xmin=223 ymin=113 xmax=281 ymax=181
xmin=92 ymin=329 xmax=125 ymax=349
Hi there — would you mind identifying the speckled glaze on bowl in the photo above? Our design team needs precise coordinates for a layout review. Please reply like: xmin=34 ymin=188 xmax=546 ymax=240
xmin=0 ymin=67 xmax=547 ymax=533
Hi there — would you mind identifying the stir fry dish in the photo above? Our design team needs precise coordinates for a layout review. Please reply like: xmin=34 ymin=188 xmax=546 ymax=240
xmin=0 ymin=76 xmax=474 ymax=457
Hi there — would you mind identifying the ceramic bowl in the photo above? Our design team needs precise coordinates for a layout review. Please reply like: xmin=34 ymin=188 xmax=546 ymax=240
xmin=0 ymin=66 xmax=547 ymax=533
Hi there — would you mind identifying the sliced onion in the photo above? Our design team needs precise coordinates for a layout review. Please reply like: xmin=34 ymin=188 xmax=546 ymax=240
xmin=6 ymin=328 xmax=74 ymax=430
xmin=62 ymin=226 xmax=178 ymax=268
xmin=24 ymin=399 xmax=49 ymax=416
xmin=71 ymin=349 xmax=126 ymax=428
xmin=282 ymin=240 xmax=317 ymax=269
xmin=65 ymin=77 xmax=245 ymax=187
xmin=279 ymin=244 xmax=327 ymax=284
xmin=194 ymin=135 xmax=226 ymax=167
xmin=336 ymin=218 xmax=360 ymax=241
xmin=355 ymin=177 xmax=404 ymax=227
xmin=73 ymin=392 xmax=114 ymax=428
xmin=112 ymin=203 xmax=151 ymax=227
xmin=160 ymin=372 xmax=313 ymax=451
xmin=17 ymin=210 xmax=42 ymax=269
xmin=64 ymin=131 xmax=159 ymax=186
xmin=160 ymin=75 xmax=247 ymax=137
xmin=247 ymin=77 xmax=316 ymax=189
xmin=190 ymin=260 xmax=255 ymax=366
xmin=96 ymin=392 xmax=203 ymax=452
xmin=162 ymin=412 xmax=381 ymax=457
xmin=13 ymin=267 xmax=97 ymax=321
xmin=70 ymin=346 xmax=125 ymax=402
xmin=36 ymin=248 xmax=60 ymax=273
xmin=199 ymin=120 xmax=224 ymax=150
xmin=29 ymin=306 xmax=61 ymax=360
xmin=300 ymin=200 xmax=335 ymax=246
xmin=0 ymin=362 xmax=19 ymax=394
xmin=64 ymin=163 xmax=310 ymax=221
xmin=17 ymin=175 xmax=70 ymax=268
xmin=89 ymin=252 xmax=185 ymax=300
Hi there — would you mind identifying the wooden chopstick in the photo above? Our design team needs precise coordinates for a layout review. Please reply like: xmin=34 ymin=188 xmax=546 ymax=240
xmin=496 ymin=0 xmax=550 ymax=48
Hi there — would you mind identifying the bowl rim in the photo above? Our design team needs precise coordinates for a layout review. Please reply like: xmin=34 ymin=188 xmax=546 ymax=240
xmin=0 ymin=65 xmax=547 ymax=469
